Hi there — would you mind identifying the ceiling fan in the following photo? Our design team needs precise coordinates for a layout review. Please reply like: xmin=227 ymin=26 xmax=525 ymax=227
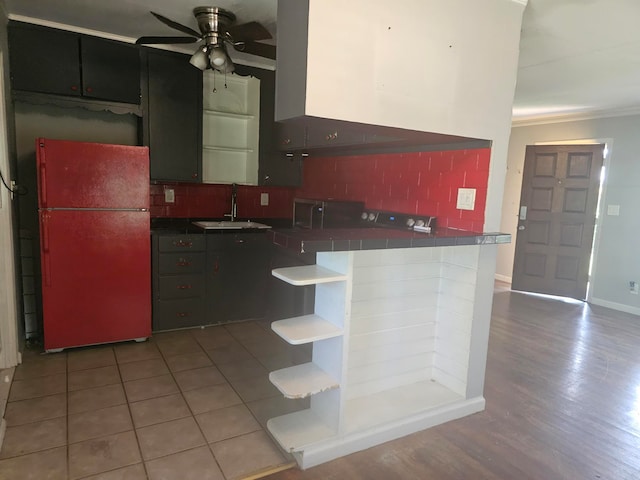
xmin=136 ymin=7 xmax=276 ymax=73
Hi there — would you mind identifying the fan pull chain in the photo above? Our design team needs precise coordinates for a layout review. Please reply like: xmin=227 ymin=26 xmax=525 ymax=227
xmin=212 ymin=71 xmax=216 ymax=93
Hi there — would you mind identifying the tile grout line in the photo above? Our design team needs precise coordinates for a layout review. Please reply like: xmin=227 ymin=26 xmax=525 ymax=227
xmin=113 ymin=344 xmax=151 ymax=480
xmin=153 ymin=333 xmax=230 ymax=480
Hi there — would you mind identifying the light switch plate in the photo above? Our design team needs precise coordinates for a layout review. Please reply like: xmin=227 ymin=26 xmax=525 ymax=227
xmin=164 ymin=188 xmax=175 ymax=204
xmin=260 ymin=193 xmax=269 ymax=206
xmin=607 ymin=204 xmax=620 ymax=216
xmin=456 ymin=188 xmax=476 ymax=210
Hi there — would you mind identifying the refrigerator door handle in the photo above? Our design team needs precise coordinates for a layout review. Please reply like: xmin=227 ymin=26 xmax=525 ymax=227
xmin=40 ymin=212 xmax=52 ymax=286
xmin=39 ymin=163 xmax=48 ymax=207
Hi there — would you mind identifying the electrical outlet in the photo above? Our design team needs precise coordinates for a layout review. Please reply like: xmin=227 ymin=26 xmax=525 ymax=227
xmin=456 ymin=188 xmax=476 ymax=210
xmin=164 ymin=188 xmax=175 ymax=204
xmin=630 ymin=281 xmax=639 ymax=295
xmin=260 ymin=193 xmax=269 ymax=206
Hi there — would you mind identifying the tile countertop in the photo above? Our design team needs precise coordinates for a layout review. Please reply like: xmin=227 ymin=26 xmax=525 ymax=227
xmin=269 ymin=227 xmax=511 ymax=254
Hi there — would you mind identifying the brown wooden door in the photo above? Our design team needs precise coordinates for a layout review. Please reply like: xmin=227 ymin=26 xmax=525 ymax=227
xmin=511 ymin=144 xmax=604 ymax=300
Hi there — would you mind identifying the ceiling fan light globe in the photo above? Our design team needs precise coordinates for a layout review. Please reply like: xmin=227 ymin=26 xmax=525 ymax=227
xmin=189 ymin=47 xmax=209 ymax=70
xmin=209 ymin=47 xmax=228 ymax=67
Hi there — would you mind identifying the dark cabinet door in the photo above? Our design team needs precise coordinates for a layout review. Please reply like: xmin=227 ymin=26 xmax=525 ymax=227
xmin=8 ymin=24 xmax=81 ymax=96
xmin=147 ymin=50 xmax=202 ymax=182
xmin=80 ymin=37 xmax=141 ymax=104
xmin=206 ymin=234 xmax=270 ymax=323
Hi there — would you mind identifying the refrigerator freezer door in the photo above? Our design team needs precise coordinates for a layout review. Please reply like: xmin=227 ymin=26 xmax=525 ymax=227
xmin=36 ymin=138 xmax=149 ymax=209
xmin=40 ymin=209 xmax=151 ymax=351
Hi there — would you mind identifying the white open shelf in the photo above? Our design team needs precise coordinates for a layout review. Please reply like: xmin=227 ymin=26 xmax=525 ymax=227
xmin=272 ymin=314 xmax=343 ymax=345
xmin=269 ymin=363 xmax=340 ymax=399
xmin=202 ymin=145 xmax=255 ymax=153
xmin=202 ymin=72 xmax=259 ymax=185
xmin=272 ymin=265 xmax=347 ymax=286
xmin=203 ymin=109 xmax=255 ymax=120
xmin=267 ymin=409 xmax=337 ymax=453
xmin=344 ymin=380 xmax=463 ymax=433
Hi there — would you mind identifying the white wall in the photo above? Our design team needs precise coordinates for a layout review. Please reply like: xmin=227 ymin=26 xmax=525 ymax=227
xmin=498 ymin=114 xmax=640 ymax=315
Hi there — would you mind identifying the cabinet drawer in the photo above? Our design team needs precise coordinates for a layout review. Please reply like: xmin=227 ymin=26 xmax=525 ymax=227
xmin=206 ymin=233 xmax=269 ymax=251
xmin=158 ymin=235 xmax=206 ymax=252
xmin=154 ymin=298 xmax=205 ymax=331
xmin=158 ymin=274 xmax=205 ymax=299
xmin=158 ymin=252 xmax=205 ymax=274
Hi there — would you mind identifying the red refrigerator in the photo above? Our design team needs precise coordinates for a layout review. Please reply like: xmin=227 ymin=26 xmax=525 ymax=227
xmin=36 ymin=138 xmax=151 ymax=352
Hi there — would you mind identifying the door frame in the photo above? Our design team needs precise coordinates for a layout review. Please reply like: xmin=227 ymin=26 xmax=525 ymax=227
xmin=525 ymin=137 xmax=612 ymax=303
xmin=0 ymin=47 xmax=20 ymax=369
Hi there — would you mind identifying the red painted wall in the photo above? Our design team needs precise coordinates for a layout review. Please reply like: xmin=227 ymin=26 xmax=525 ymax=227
xmin=297 ymin=148 xmax=490 ymax=231
xmin=151 ymin=147 xmax=490 ymax=231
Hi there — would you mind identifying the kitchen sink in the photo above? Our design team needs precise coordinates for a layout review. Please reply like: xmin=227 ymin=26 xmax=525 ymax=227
xmin=192 ymin=220 xmax=272 ymax=230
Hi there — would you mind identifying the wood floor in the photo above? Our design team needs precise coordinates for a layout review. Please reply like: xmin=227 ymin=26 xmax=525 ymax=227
xmin=266 ymin=284 xmax=640 ymax=479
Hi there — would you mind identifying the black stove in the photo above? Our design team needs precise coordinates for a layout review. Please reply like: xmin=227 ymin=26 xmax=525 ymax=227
xmin=359 ymin=209 xmax=436 ymax=233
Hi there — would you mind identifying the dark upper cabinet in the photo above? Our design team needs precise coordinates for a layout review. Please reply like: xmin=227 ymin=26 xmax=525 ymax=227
xmin=8 ymin=22 xmax=140 ymax=104
xmin=234 ymin=65 xmax=302 ymax=187
xmin=80 ymin=37 xmax=141 ymax=104
xmin=145 ymin=50 xmax=202 ymax=183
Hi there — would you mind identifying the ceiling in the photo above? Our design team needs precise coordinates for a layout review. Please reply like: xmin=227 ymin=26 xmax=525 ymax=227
xmin=5 ymin=0 xmax=640 ymax=125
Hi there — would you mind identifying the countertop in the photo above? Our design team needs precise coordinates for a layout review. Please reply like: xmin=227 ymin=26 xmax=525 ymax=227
xmin=150 ymin=218 xmax=511 ymax=254
xmin=268 ymin=227 xmax=511 ymax=254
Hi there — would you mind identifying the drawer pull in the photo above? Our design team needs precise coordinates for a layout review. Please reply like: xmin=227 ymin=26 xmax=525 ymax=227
xmin=176 ymin=260 xmax=191 ymax=267
xmin=173 ymin=240 xmax=193 ymax=248
xmin=176 ymin=284 xmax=192 ymax=290
xmin=176 ymin=312 xmax=190 ymax=317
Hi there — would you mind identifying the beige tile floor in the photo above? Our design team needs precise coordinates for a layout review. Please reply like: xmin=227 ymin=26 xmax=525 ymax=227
xmin=0 ymin=320 xmax=312 ymax=480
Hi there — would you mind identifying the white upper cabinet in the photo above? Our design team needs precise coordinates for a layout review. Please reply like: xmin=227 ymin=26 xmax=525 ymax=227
xmin=202 ymin=72 xmax=260 ymax=184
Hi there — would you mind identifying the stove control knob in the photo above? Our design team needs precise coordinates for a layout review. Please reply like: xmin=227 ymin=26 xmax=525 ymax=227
xmin=416 ymin=219 xmax=425 ymax=227
xmin=361 ymin=212 xmax=369 ymax=220
xmin=368 ymin=212 xmax=376 ymax=221
xmin=406 ymin=218 xmax=415 ymax=227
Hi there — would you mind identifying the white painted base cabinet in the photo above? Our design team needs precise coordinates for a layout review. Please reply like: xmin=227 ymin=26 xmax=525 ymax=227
xmin=267 ymin=245 xmax=491 ymax=469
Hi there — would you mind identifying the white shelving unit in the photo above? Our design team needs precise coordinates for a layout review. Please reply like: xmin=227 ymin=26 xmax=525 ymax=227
xmin=267 ymin=252 xmax=351 ymax=456
xmin=201 ymin=72 xmax=260 ymax=185
xmin=267 ymin=246 xmax=489 ymax=469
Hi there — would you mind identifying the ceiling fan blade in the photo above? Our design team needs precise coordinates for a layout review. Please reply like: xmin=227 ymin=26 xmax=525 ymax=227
xmin=234 ymin=41 xmax=276 ymax=60
xmin=227 ymin=21 xmax=272 ymax=42
xmin=150 ymin=11 xmax=202 ymax=38
xmin=135 ymin=36 xmax=198 ymax=45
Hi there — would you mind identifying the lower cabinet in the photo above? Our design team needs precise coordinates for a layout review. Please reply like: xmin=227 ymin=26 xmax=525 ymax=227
xmin=152 ymin=234 xmax=207 ymax=331
xmin=152 ymin=232 xmax=270 ymax=331
xmin=206 ymin=233 xmax=270 ymax=323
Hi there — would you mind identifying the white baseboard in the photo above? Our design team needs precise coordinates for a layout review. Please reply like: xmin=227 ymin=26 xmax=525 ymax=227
xmin=590 ymin=298 xmax=640 ymax=316
xmin=494 ymin=274 xmax=512 ymax=283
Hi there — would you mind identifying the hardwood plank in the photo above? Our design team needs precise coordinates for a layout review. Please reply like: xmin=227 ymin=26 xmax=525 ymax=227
xmin=266 ymin=284 xmax=640 ymax=479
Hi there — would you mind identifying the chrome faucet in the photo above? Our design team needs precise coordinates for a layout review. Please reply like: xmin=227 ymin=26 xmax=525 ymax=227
xmin=225 ymin=183 xmax=238 ymax=222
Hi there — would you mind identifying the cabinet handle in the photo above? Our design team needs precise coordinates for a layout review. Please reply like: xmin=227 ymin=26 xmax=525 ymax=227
xmin=325 ymin=132 xmax=338 ymax=141
xmin=176 ymin=312 xmax=190 ymax=317
xmin=176 ymin=260 xmax=191 ymax=267
xmin=192 ymin=173 xmax=198 ymax=178
xmin=235 ymin=239 xmax=245 ymax=244
xmin=282 ymin=138 xmax=291 ymax=145
xmin=70 ymin=85 xmax=78 ymax=92
xmin=85 ymin=86 xmax=93 ymax=93
xmin=176 ymin=284 xmax=192 ymax=290
xmin=174 ymin=241 xmax=193 ymax=248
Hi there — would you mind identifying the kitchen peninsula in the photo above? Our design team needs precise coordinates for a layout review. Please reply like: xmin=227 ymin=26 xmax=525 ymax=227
xmin=263 ymin=226 xmax=510 ymax=468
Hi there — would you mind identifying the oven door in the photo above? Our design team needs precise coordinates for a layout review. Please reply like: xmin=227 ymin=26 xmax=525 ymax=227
xmin=294 ymin=200 xmax=323 ymax=229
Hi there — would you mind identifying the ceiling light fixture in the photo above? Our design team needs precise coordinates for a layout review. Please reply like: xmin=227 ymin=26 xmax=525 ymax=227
xmin=189 ymin=45 xmax=209 ymax=71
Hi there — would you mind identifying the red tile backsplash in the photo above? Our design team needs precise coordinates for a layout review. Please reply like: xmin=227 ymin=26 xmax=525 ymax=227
xmin=296 ymin=148 xmax=490 ymax=230
xmin=152 ymin=147 xmax=490 ymax=231
xmin=150 ymin=182 xmax=295 ymax=219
